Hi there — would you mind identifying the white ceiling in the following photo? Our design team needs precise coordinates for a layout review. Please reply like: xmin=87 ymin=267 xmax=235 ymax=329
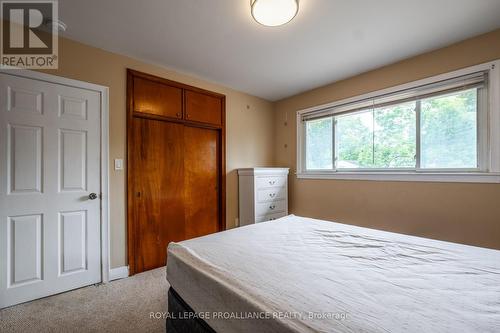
xmin=59 ymin=0 xmax=500 ymax=101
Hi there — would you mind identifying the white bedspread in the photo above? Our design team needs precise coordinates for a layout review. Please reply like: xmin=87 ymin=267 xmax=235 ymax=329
xmin=167 ymin=215 xmax=500 ymax=333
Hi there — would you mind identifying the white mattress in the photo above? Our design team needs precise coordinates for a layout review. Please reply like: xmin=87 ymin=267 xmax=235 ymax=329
xmin=166 ymin=215 xmax=500 ymax=333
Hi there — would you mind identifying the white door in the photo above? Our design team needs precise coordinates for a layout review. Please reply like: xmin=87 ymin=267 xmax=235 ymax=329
xmin=0 ymin=72 xmax=102 ymax=308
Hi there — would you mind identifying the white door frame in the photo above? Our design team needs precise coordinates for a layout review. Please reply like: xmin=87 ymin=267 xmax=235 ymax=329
xmin=0 ymin=68 xmax=111 ymax=283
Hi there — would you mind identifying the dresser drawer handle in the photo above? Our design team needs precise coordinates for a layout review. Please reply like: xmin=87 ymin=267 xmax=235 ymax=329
xmin=269 ymin=180 xmax=276 ymax=185
xmin=269 ymin=193 xmax=276 ymax=198
xmin=269 ymin=205 xmax=276 ymax=210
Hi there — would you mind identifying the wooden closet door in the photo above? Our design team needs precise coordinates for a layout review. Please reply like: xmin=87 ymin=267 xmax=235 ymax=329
xmin=184 ymin=126 xmax=220 ymax=239
xmin=129 ymin=118 xmax=185 ymax=273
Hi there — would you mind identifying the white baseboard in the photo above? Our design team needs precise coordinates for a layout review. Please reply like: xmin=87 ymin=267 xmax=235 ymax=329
xmin=109 ymin=266 xmax=129 ymax=281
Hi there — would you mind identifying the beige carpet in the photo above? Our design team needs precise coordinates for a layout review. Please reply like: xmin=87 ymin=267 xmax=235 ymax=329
xmin=0 ymin=267 xmax=168 ymax=333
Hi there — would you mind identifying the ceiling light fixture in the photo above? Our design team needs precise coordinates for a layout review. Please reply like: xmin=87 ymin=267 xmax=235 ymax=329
xmin=251 ymin=0 xmax=299 ymax=27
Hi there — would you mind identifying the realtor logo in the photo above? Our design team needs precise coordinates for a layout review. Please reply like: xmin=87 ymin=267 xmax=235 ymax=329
xmin=1 ymin=0 xmax=58 ymax=69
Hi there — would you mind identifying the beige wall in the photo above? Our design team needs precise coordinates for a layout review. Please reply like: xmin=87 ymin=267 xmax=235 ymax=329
xmin=274 ymin=29 xmax=500 ymax=250
xmin=41 ymin=37 xmax=275 ymax=268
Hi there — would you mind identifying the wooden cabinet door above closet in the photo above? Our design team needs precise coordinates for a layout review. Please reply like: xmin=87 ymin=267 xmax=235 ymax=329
xmin=133 ymin=76 xmax=182 ymax=119
xmin=185 ymin=90 xmax=223 ymax=126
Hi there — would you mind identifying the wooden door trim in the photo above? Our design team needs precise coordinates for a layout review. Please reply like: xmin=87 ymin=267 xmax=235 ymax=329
xmin=128 ymin=69 xmax=225 ymax=99
xmin=126 ymin=70 xmax=137 ymax=276
xmin=126 ymin=69 xmax=226 ymax=276
xmin=132 ymin=111 xmax=223 ymax=130
xmin=220 ymin=96 xmax=227 ymax=235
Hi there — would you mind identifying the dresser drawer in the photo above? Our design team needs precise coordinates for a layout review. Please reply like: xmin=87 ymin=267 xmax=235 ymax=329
xmin=256 ymin=212 xmax=288 ymax=223
xmin=256 ymin=176 xmax=287 ymax=189
xmin=255 ymin=200 xmax=286 ymax=217
xmin=256 ymin=187 xmax=286 ymax=202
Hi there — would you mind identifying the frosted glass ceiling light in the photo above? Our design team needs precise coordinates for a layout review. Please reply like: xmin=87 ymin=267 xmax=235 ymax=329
xmin=251 ymin=0 xmax=299 ymax=27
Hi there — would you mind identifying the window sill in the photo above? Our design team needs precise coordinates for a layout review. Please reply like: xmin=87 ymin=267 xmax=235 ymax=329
xmin=296 ymin=171 xmax=500 ymax=183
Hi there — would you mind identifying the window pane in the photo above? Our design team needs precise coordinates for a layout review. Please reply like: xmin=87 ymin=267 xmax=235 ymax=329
xmin=373 ymin=102 xmax=416 ymax=168
xmin=336 ymin=103 xmax=416 ymax=169
xmin=421 ymin=89 xmax=478 ymax=169
xmin=336 ymin=110 xmax=374 ymax=168
xmin=306 ymin=117 xmax=333 ymax=170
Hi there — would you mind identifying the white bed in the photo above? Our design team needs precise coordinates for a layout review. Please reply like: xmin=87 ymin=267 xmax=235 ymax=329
xmin=166 ymin=215 xmax=500 ymax=333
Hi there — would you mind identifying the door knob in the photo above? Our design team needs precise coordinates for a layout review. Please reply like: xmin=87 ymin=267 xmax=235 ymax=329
xmin=88 ymin=193 xmax=98 ymax=200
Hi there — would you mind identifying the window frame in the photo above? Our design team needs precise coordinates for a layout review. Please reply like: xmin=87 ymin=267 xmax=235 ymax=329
xmin=296 ymin=60 xmax=500 ymax=183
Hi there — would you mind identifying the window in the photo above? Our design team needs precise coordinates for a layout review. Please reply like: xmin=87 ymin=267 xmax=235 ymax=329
xmin=297 ymin=61 xmax=500 ymax=183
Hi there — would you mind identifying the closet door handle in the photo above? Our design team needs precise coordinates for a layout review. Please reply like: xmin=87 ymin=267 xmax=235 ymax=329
xmin=269 ymin=180 xmax=276 ymax=185
xmin=269 ymin=205 xmax=276 ymax=210
xmin=269 ymin=193 xmax=276 ymax=198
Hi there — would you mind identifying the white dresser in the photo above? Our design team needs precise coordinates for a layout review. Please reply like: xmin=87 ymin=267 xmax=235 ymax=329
xmin=238 ymin=168 xmax=289 ymax=226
